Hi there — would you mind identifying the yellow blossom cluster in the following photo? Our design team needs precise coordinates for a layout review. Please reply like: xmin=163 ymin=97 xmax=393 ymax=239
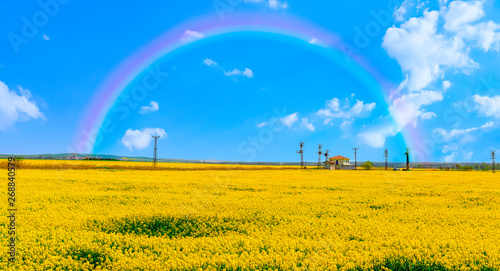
xmin=1 ymin=161 xmax=499 ymax=270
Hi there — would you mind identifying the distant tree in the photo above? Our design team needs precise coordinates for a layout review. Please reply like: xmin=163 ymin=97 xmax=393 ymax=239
xmin=482 ymin=166 xmax=491 ymax=171
xmin=361 ymin=161 xmax=373 ymax=170
xmin=460 ymin=166 xmax=474 ymax=171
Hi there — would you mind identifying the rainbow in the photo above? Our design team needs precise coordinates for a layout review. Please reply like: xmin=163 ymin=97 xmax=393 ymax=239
xmin=74 ymin=12 xmax=421 ymax=159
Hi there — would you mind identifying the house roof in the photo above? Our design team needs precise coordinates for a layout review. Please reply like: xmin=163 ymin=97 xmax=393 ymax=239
xmin=329 ymin=155 xmax=349 ymax=160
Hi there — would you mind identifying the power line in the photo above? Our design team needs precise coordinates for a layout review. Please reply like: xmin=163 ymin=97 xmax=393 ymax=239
xmin=383 ymin=148 xmax=389 ymax=170
xmin=297 ymin=142 xmax=304 ymax=168
xmin=317 ymin=144 xmax=323 ymax=167
xmin=152 ymin=136 xmax=160 ymax=167
xmin=352 ymin=148 xmax=359 ymax=170
xmin=405 ymin=148 xmax=410 ymax=171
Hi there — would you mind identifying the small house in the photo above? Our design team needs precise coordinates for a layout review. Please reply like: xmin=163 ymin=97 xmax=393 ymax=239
xmin=325 ymin=155 xmax=355 ymax=170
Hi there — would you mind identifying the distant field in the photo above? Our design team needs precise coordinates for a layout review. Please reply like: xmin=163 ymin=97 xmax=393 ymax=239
xmin=1 ymin=161 xmax=499 ymax=270
xmin=0 ymin=159 xmax=303 ymax=170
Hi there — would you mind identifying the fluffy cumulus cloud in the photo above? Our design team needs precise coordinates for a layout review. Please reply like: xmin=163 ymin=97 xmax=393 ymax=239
xmin=443 ymin=0 xmax=500 ymax=51
xmin=281 ymin=112 xmax=298 ymax=128
xmin=301 ymin=118 xmax=315 ymax=132
xmin=0 ymin=81 xmax=45 ymax=130
xmin=368 ymin=0 xmax=500 ymax=149
xmin=316 ymin=97 xmax=375 ymax=121
xmin=181 ymin=30 xmax=204 ymax=42
xmin=473 ymin=95 xmax=500 ymax=118
xmin=139 ymin=101 xmax=159 ymax=114
xmin=383 ymin=10 xmax=477 ymax=92
xmin=121 ymin=128 xmax=167 ymax=151
xmin=433 ymin=121 xmax=494 ymax=142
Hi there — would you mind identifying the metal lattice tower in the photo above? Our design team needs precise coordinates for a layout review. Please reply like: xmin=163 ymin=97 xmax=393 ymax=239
xmin=152 ymin=136 xmax=160 ymax=167
xmin=317 ymin=144 xmax=323 ymax=167
xmin=324 ymin=150 xmax=329 ymax=164
xmin=352 ymin=148 xmax=359 ymax=170
xmin=297 ymin=142 xmax=304 ymax=168
xmin=492 ymin=150 xmax=496 ymax=173
xmin=384 ymin=148 xmax=389 ymax=170
xmin=405 ymin=148 xmax=410 ymax=171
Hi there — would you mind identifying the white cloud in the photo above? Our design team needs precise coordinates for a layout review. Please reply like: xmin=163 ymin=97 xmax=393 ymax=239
xmin=224 ymin=69 xmax=242 ymax=76
xmin=340 ymin=120 xmax=352 ymax=129
xmin=473 ymin=95 xmax=500 ymax=118
xmin=205 ymin=59 xmax=254 ymax=79
xmin=327 ymin=98 xmax=341 ymax=112
xmin=357 ymin=125 xmax=398 ymax=148
xmin=121 ymin=128 xmax=167 ymax=151
xmin=203 ymin=58 xmax=217 ymax=67
xmin=350 ymin=100 xmax=376 ymax=116
xmin=383 ymin=10 xmax=478 ymax=91
xmin=42 ymin=34 xmax=50 ymax=41
xmin=224 ymin=68 xmax=254 ymax=78
xmin=242 ymin=68 xmax=254 ymax=78
xmin=444 ymin=151 xmax=456 ymax=162
xmin=257 ymin=122 xmax=267 ymax=128
xmin=268 ymin=0 xmax=288 ymax=10
xmin=419 ymin=111 xmax=436 ymax=120
xmin=442 ymin=80 xmax=452 ymax=91
xmin=433 ymin=121 xmax=494 ymax=141
xmin=443 ymin=1 xmax=500 ymax=52
xmin=309 ymin=38 xmax=318 ymax=44
xmin=323 ymin=118 xmax=332 ymax=125
xmin=443 ymin=1 xmax=484 ymax=32
xmin=394 ymin=0 xmax=410 ymax=22
xmin=139 ymin=101 xmax=159 ymax=114
xmin=316 ymin=98 xmax=375 ymax=121
xmin=389 ymin=90 xmax=443 ymax=128
xmin=0 ymin=81 xmax=45 ymax=130
xmin=301 ymin=117 xmax=315 ymax=132
xmin=316 ymin=109 xmax=333 ymax=118
xmin=464 ymin=151 xmax=473 ymax=160
xmin=281 ymin=112 xmax=298 ymax=128
xmin=181 ymin=30 xmax=204 ymax=42
xmin=442 ymin=144 xmax=458 ymax=153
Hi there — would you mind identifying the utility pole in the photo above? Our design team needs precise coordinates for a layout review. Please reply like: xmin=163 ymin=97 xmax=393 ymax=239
xmin=152 ymin=136 xmax=160 ymax=167
xmin=317 ymin=144 xmax=323 ymax=167
xmin=352 ymin=148 xmax=359 ymax=170
xmin=297 ymin=142 xmax=304 ymax=168
xmin=492 ymin=150 xmax=496 ymax=173
xmin=405 ymin=148 xmax=410 ymax=171
xmin=324 ymin=150 xmax=329 ymax=164
xmin=383 ymin=148 xmax=389 ymax=170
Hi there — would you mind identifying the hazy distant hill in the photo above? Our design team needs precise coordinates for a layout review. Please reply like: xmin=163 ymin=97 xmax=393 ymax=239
xmin=0 ymin=153 xmax=494 ymax=169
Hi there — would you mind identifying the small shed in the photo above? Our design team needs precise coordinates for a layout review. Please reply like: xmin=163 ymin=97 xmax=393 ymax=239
xmin=325 ymin=155 xmax=355 ymax=170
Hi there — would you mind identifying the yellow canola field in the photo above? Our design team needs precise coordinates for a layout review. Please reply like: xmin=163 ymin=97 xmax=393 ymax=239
xmin=1 ymin=162 xmax=500 ymax=270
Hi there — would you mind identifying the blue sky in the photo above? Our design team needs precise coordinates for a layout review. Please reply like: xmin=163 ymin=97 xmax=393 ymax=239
xmin=1 ymin=0 xmax=499 ymax=163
